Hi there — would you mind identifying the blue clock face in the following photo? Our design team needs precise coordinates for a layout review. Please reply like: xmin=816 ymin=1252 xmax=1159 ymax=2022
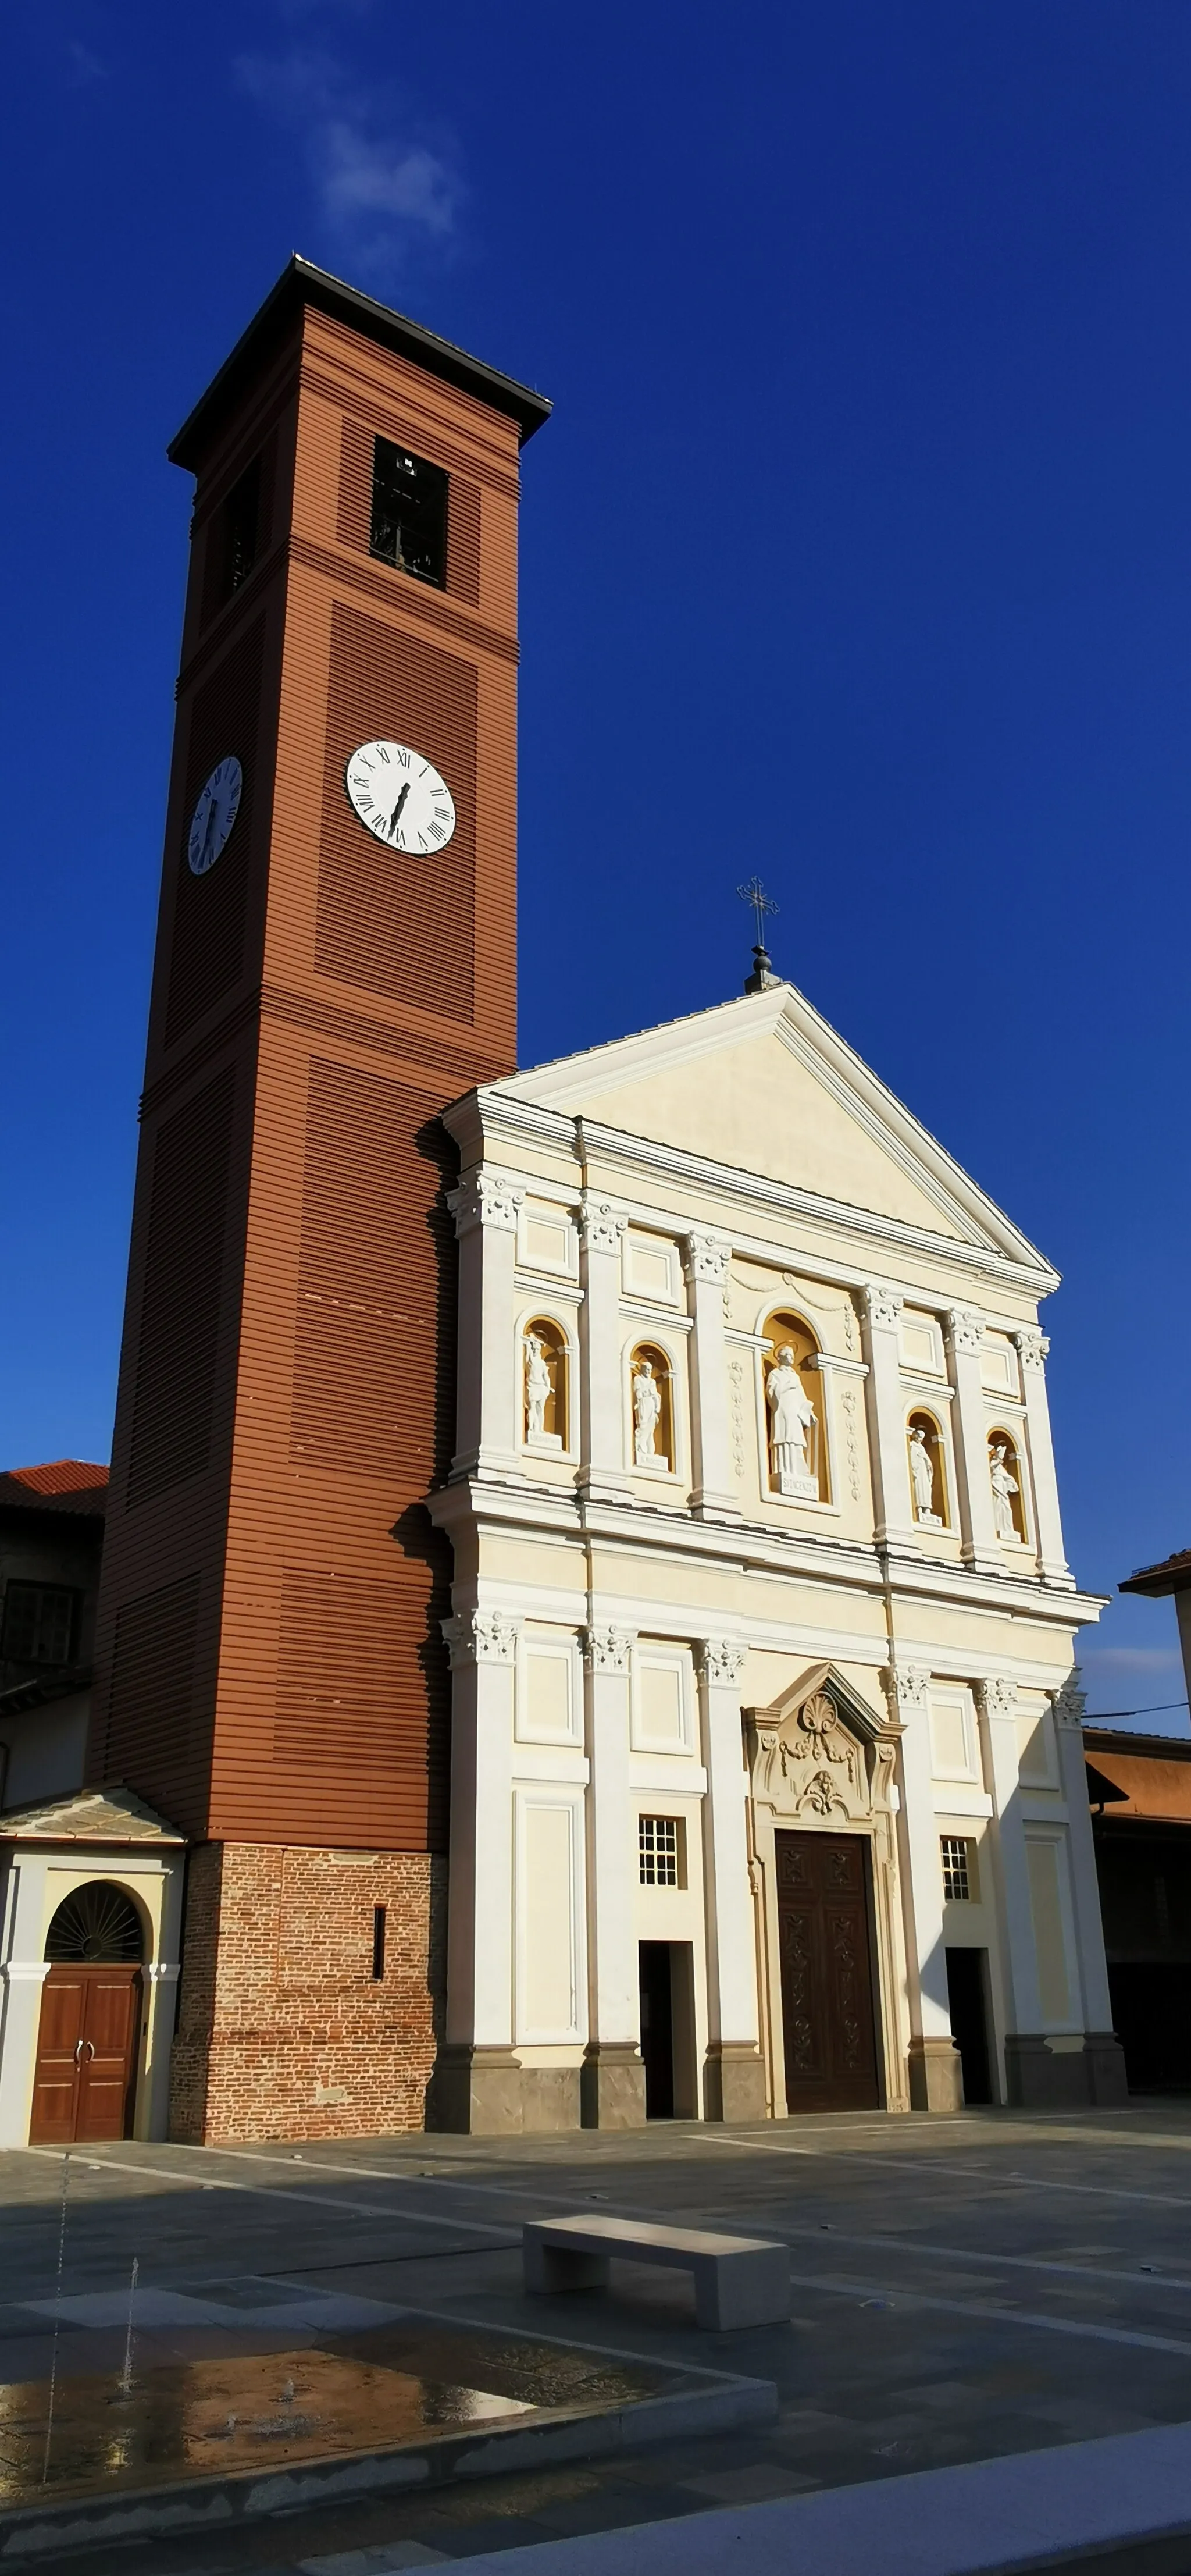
xmin=188 ymin=756 xmax=243 ymax=876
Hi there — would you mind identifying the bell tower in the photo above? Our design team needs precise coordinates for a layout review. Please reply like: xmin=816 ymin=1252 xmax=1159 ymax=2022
xmin=88 ymin=260 xmax=550 ymax=2140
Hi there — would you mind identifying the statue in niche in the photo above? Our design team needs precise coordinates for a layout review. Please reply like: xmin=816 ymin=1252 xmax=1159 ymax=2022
xmin=524 ymin=1332 xmax=554 ymax=1443
xmin=632 ymin=1358 xmax=664 ymax=1465
xmin=767 ymin=1346 xmax=818 ymax=1497
xmin=908 ymin=1425 xmax=941 ymax=1527
xmin=989 ymin=1442 xmax=1019 ymax=1539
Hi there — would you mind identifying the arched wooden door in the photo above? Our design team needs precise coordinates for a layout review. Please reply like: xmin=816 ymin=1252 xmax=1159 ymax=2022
xmin=29 ymin=1884 xmax=145 ymax=2146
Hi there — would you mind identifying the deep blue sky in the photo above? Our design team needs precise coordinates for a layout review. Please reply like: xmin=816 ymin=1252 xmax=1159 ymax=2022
xmin=2 ymin=2 xmax=1188 ymax=1725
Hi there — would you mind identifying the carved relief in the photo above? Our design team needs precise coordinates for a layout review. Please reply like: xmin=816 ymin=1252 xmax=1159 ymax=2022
xmin=698 ymin=1638 xmax=747 ymax=1688
xmin=728 ymin=1355 xmax=747 ymax=1481
xmin=946 ymin=1305 xmax=984 ymax=1355
xmin=684 ymin=1230 xmax=731 ymax=1284
xmin=862 ymin=1283 xmax=904 ymax=1333
xmin=841 ymin=1385 xmax=862 ymax=1502
xmin=579 ymin=1197 xmax=626 ymax=1256
xmin=1013 ymin=1327 xmax=1049 ymax=1374
xmin=1051 ymin=1675 xmax=1086 ymax=1730
xmin=583 ymin=1624 xmax=634 ymax=1674
xmin=447 ymin=1171 xmax=524 ymax=1236
xmin=976 ymin=1674 xmax=1017 ymax=1724
xmin=443 ymin=1609 xmax=519 ymax=1666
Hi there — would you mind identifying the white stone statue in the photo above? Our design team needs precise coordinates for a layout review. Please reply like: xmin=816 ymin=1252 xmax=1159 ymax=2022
xmin=767 ymin=1346 xmax=818 ymax=1496
xmin=908 ymin=1425 xmax=940 ymax=1525
xmin=632 ymin=1358 xmax=664 ymax=1465
xmin=989 ymin=1442 xmax=1019 ymax=1539
xmin=524 ymin=1332 xmax=553 ymax=1442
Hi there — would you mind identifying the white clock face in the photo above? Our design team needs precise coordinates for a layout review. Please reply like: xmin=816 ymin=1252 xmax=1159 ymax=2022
xmin=344 ymin=739 xmax=457 ymax=855
xmin=188 ymin=756 xmax=243 ymax=877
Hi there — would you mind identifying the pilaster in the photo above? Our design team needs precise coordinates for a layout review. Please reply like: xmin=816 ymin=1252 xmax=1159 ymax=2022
xmin=1013 ymin=1329 xmax=1073 ymax=1586
xmin=578 ymin=1197 xmax=631 ymax=1503
xmin=860 ymin=1283 xmax=915 ymax=1547
xmin=1053 ymin=1680 xmax=1121 ymax=2082
xmin=696 ymin=1638 xmax=766 ymax=2122
xmin=683 ymin=1231 xmax=740 ymax=1521
xmin=946 ymin=1306 xmax=1003 ymax=1574
xmin=581 ymin=1622 xmax=646 ymax=2128
xmin=884 ymin=1662 xmax=963 ymax=2109
xmin=975 ymin=1675 xmax=1044 ymax=2043
xmin=441 ymin=1608 xmax=519 ymax=2090
xmin=447 ymin=1172 xmax=525 ymax=1481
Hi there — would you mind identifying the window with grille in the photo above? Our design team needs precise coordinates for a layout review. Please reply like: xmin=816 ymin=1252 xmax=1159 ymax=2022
xmin=941 ymin=1835 xmax=974 ymax=1902
xmin=370 ymin=437 xmax=448 ymax=586
xmin=1 ymin=1582 xmax=79 ymax=1666
xmin=639 ymin=1814 xmax=683 ymax=1887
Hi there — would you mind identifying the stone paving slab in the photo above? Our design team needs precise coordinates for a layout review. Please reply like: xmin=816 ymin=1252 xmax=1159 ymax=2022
xmin=8 ymin=2106 xmax=1191 ymax=2570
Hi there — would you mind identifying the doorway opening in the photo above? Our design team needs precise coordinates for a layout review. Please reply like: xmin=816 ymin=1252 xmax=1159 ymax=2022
xmin=638 ymin=1941 xmax=696 ymax=2119
xmin=30 ymin=1882 xmax=145 ymax=2146
xmin=775 ymin=1830 xmax=882 ymax=2112
xmin=945 ymin=1945 xmax=993 ymax=2105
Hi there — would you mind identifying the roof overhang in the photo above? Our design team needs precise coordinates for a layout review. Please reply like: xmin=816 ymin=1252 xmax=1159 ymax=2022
xmin=169 ymin=256 xmax=552 ymax=472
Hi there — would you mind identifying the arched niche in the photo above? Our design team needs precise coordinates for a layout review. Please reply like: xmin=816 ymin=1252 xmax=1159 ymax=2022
xmin=988 ymin=1429 xmax=1028 ymax=1543
xmin=629 ymin=1342 xmax=675 ymax=1472
xmin=906 ymin=1408 xmax=949 ymax=1529
xmin=523 ymin=1317 xmax=569 ymax=1450
xmin=761 ymin=1310 xmax=829 ymax=1502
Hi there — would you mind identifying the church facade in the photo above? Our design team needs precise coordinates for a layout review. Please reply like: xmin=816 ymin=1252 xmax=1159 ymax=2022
xmin=432 ymin=980 xmax=1125 ymax=2127
xmin=0 ymin=259 xmax=1124 ymax=2146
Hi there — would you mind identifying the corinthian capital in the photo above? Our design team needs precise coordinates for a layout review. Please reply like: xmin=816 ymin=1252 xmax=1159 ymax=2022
xmin=683 ymin=1230 xmax=731 ymax=1285
xmin=443 ymin=1609 xmax=520 ymax=1667
xmin=882 ymin=1661 xmax=930 ymax=1722
xmin=579 ymin=1197 xmax=627 ymax=1256
xmin=946 ymin=1305 xmax=984 ymax=1355
xmin=1012 ymin=1327 xmax=1049 ymax=1374
xmin=583 ymin=1623 xmax=634 ymax=1673
xmin=976 ymin=1674 xmax=1017 ymax=1724
xmin=862 ymin=1282 xmax=903 ymax=1333
xmin=447 ymin=1171 xmax=525 ymax=1237
xmin=697 ymin=1637 xmax=747 ymax=1688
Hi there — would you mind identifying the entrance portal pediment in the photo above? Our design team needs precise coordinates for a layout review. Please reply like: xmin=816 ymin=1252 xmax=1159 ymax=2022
xmin=746 ymin=1662 xmax=898 ymax=1827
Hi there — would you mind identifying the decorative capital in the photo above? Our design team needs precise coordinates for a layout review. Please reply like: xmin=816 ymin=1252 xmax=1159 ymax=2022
xmin=946 ymin=1305 xmax=984 ymax=1355
xmin=862 ymin=1282 xmax=903 ymax=1333
xmin=447 ymin=1170 xmax=525 ymax=1237
xmin=579 ymin=1196 xmax=627 ymax=1257
xmin=697 ymin=1637 xmax=747 ymax=1688
xmin=1051 ymin=1674 xmax=1086 ymax=1729
xmin=882 ymin=1661 xmax=930 ymax=1721
xmin=683 ymin=1229 xmax=731 ymax=1285
xmin=583 ymin=1623 xmax=634 ymax=1673
xmin=443 ymin=1609 xmax=520 ymax=1667
xmin=976 ymin=1674 xmax=1017 ymax=1723
xmin=1013 ymin=1327 xmax=1049 ymax=1373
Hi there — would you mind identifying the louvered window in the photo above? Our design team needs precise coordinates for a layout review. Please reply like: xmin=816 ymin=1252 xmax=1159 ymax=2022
xmin=2 ymin=1582 xmax=79 ymax=1665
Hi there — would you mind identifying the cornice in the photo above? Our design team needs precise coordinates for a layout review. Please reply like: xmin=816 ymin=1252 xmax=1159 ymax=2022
xmin=427 ymin=1476 xmax=1105 ymax=1628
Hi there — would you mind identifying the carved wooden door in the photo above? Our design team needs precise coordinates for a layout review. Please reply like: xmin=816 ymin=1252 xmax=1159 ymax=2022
xmin=29 ymin=1968 xmax=141 ymax=2144
xmin=775 ymin=1831 xmax=880 ymax=2112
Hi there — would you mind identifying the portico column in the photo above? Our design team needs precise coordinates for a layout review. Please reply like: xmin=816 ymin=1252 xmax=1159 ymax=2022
xmin=697 ymin=1639 xmax=767 ymax=2122
xmin=860 ymin=1283 xmax=914 ymax=1546
xmin=1053 ymin=1680 xmax=1126 ymax=2101
xmin=447 ymin=1171 xmax=525 ymax=1480
xmin=578 ymin=1197 xmax=630 ymax=1503
xmin=946 ymin=1306 xmax=1003 ymax=1574
xmin=683 ymin=1230 xmax=740 ymax=1521
xmin=1012 ymin=1329 xmax=1072 ymax=1587
xmin=885 ymin=1663 xmax=963 ymax=2110
xmin=439 ymin=1607 xmax=521 ymax=2132
xmin=581 ymin=1623 xmax=646 ymax=2127
xmin=975 ymin=1675 xmax=1044 ymax=2101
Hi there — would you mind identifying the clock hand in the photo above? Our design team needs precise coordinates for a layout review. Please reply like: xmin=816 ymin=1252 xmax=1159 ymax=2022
xmin=388 ymin=782 xmax=412 ymax=838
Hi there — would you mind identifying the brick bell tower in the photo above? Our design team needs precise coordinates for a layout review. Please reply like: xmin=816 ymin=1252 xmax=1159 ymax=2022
xmin=88 ymin=260 xmax=550 ymax=2140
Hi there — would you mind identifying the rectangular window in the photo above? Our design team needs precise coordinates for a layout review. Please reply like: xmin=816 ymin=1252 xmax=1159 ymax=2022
xmin=223 ymin=457 xmax=261 ymax=596
xmin=639 ymin=1814 xmax=684 ymax=1888
xmin=370 ymin=437 xmax=448 ymax=587
xmin=371 ymin=1903 xmax=387 ymax=1980
xmin=1 ymin=1582 xmax=79 ymax=1666
xmin=941 ymin=1835 xmax=974 ymax=1903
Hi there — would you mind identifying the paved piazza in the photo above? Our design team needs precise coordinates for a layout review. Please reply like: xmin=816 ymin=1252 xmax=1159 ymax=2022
xmin=6 ymin=2105 xmax=1191 ymax=2570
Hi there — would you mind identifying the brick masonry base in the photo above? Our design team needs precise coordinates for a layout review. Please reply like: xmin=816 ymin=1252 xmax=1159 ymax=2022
xmin=169 ymin=1843 xmax=445 ymax=2144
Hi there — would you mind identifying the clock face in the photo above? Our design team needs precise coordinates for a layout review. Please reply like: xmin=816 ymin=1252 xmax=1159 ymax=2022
xmin=344 ymin=739 xmax=457 ymax=855
xmin=187 ymin=756 xmax=243 ymax=877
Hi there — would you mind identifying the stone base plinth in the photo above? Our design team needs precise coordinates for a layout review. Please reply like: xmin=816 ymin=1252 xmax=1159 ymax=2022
xmin=581 ymin=2043 xmax=647 ymax=2129
xmin=1005 ymin=2032 xmax=1129 ymax=2110
xmin=908 ymin=2034 xmax=964 ymax=2112
xmin=704 ymin=2041 xmax=769 ymax=2124
xmin=428 ymin=2047 xmax=580 ymax=2134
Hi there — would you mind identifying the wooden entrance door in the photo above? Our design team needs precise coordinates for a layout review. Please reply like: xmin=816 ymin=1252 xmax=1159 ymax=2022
xmin=30 ymin=1967 xmax=142 ymax=2144
xmin=776 ymin=1830 xmax=880 ymax=2112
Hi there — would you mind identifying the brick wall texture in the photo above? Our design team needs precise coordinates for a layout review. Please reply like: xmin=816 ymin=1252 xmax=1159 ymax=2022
xmin=169 ymin=1841 xmax=445 ymax=2141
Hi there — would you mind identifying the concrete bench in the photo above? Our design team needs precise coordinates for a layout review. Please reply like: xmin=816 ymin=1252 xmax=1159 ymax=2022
xmin=523 ymin=2212 xmax=790 ymax=2332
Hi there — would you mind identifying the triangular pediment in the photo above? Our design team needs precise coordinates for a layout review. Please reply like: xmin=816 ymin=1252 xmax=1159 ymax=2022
xmin=494 ymin=984 xmax=1051 ymax=1274
xmin=750 ymin=1661 xmax=890 ymax=1746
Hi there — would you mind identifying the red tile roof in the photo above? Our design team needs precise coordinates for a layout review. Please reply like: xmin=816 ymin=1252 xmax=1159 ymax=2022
xmin=0 ymin=1461 xmax=109 ymax=1515
xmin=1121 ymin=1548 xmax=1191 ymax=1597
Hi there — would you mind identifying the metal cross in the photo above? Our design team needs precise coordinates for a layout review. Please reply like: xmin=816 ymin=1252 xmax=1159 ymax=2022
xmin=737 ymin=875 xmax=779 ymax=949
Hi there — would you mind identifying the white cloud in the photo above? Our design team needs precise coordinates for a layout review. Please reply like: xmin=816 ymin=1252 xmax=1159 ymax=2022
xmin=236 ymin=48 xmax=461 ymax=280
